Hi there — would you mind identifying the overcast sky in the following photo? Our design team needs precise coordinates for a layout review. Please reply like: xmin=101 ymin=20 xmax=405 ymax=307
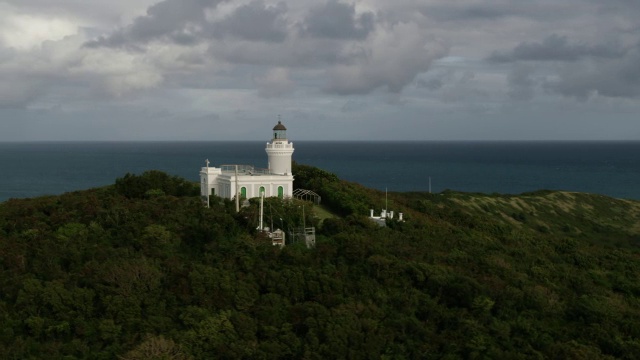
xmin=1 ymin=0 xmax=639 ymax=141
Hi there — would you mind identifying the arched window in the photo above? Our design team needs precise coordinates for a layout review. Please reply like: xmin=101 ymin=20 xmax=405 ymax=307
xmin=259 ymin=186 xmax=265 ymax=196
xmin=241 ymin=187 xmax=247 ymax=199
xmin=278 ymin=186 xmax=284 ymax=199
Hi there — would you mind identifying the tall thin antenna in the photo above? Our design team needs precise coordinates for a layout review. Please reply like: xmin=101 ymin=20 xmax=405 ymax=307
xmin=235 ymin=165 xmax=239 ymax=213
xmin=429 ymin=176 xmax=432 ymax=194
xmin=258 ymin=191 xmax=264 ymax=230
xmin=205 ymin=159 xmax=210 ymax=208
xmin=385 ymin=187 xmax=388 ymax=211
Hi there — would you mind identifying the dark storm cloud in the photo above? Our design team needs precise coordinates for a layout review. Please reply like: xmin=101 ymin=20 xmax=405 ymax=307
xmin=302 ymin=0 xmax=375 ymax=40
xmin=488 ymin=34 xmax=627 ymax=63
xmin=86 ymin=0 xmax=226 ymax=47
xmin=546 ymin=45 xmax=640 ymax=100
xmin=212 ymin=1 xmax=288 ymax=42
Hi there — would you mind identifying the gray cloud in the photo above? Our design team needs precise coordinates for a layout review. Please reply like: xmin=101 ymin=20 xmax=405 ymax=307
xmin=209 ymin=37 xmax=345 ymax=67
xmin=212 ymin=1 xmax=288 ymax=42
xmin=417 ymin=78 xmax=444 ymax=91
xmin=592 ymin=0 xmax=640 ymax=15
xmin=420 ymin=2 xmax=579 ymax=22
xmin=2 ymin=0 xmax=159 ymax=27
xmin=435 ymin=70 xmax=493 ymax=104
xmin=3 ymin=0 xmax=640 ymax=141
xmin=488 ymin=34 xmax=627 ymax=63
xmin=423 ymin=4 xmax=516 ymax=21
xmin=507 ymin=64 xmax=535 ymax=101
xmin=416 ymin=69 xmax=456 ymax=91
xmin=0 ymin=77 xmax=42 ymax=108
xmin=341 ymin=99 xmax=367 ymax=112
xmin=546 ymin=45 xmax=640 ymax=100
xmin=302 ymin=0 xmax=375 ymax=40
xmin=324 ymin=23 xmax=449 ymax=94
xmin=487 ymin=33 xmax=640 ymax=100
xmin=86 ymin=0 xmax=226 ymax=47
xmin=86 ymin=0 xmax=376 ymax=48
xmin=254 ymin=67 xmax=295 ymax=98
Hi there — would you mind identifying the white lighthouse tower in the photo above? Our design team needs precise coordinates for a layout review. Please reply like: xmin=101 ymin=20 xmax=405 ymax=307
xmin=265 ymin=120 xmax=294 ymax=175
xmin=200 ymin=119 xmax=294 ymax=202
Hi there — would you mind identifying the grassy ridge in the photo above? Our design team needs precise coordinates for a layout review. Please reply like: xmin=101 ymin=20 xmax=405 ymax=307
xmin=396 ymin=190 xmax=640 ymax=234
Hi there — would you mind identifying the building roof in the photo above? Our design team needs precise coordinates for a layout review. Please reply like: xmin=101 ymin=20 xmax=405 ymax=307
xmin=273 ymin=121 xmax=287 ymax=131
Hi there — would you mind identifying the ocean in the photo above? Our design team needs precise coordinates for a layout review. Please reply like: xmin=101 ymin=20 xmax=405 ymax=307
xmin=0 ymin=141 xmax=639 ymax=202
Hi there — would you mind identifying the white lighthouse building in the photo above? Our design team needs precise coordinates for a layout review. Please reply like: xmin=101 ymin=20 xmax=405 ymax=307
xmin=266 ymin=120 xmax=294 ymax=175
xmin=200 ymin=120 xmax=295 ymax=201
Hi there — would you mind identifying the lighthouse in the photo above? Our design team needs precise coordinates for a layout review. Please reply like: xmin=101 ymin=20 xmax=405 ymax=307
xmin=200 ymin=119 xmax=295 ymax=201
xmin=265 ymin=120 xmax=295 ymax=175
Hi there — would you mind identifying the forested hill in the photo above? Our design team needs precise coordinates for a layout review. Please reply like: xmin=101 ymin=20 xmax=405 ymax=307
xmin=1 ymin=167 xmax=640 ymax=359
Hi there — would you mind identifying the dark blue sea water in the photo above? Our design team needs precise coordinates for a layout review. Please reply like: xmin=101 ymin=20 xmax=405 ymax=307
xmin=1 ymin=141 xmax=639 ymax=202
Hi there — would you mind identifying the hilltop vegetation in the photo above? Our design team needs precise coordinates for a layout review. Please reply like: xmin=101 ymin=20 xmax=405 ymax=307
xmin=1 ymin=167 xmax=639 ymax=359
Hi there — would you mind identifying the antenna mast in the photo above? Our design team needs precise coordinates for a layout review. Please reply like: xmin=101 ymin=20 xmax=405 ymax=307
xmin=258 ymin=191 xmax=264 ymax=230
xmin=235 ymin=165 xmax=240 ymax=213
xmin=205 ymin=159 xmax=210 ymax=208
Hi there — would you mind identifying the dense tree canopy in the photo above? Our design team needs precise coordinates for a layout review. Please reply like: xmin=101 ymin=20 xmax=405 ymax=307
xmin=1 ymin=168 xmax=639 ymax=358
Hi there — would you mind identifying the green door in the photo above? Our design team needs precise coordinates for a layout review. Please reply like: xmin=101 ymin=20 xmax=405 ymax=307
xmin=241 ymin=187 xmax=247 ymax=199
xmin=259 ymin=186 xmax=265 ymax=196
xmin=278 ymin=186 xmax=284 ymax=199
